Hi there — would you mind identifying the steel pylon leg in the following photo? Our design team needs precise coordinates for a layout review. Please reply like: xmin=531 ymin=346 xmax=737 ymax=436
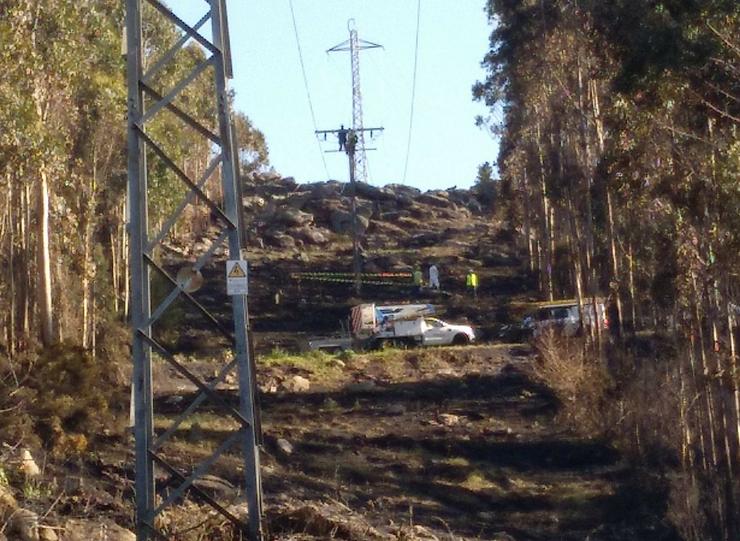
xmin=126 ymin=0 xmax=263 ymax=539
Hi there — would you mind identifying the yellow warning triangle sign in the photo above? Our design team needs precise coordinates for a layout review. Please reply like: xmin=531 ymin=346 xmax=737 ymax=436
xmin=228 ymin=262 xmax=247 ymax=278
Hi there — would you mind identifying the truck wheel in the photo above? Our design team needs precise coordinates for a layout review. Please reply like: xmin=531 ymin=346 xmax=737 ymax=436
xmin=452 ymin=334 xmax=469 ymax=346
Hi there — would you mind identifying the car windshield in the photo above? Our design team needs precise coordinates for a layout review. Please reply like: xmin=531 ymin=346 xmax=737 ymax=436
xmin=425 ymin=318 xmax=444 ymax=328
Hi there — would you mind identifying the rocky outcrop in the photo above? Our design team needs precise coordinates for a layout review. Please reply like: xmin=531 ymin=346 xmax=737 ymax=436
xmin=240 ymin=173 xmax=488 ymax=251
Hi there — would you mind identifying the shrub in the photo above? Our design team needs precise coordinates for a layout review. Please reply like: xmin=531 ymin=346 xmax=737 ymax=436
xmin=531 ymin=329 xmax=614 ymax=436
xmin=0 ymin=342 xmax=126 ymax=456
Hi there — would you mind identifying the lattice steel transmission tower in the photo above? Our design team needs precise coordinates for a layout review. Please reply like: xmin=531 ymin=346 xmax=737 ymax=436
xmin=126 ymin=0 xmax=263 ymax=539
xmin=328 ymin=19 xmax=382 ymax=184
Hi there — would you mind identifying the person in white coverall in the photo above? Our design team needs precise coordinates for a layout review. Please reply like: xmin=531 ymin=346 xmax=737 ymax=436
xmin=428 ymin=264 xmax=440 ymax=290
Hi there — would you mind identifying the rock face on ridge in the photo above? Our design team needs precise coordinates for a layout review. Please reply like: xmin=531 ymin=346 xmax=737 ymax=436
xmin=238 ymin=173 xmax=488 ymax=250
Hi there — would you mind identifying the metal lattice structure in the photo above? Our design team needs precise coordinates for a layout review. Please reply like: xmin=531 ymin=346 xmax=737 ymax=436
xmin=126 ymin=0 xmax=263 ymax=539
xmin=328 ymin=20 xmax=382 ymax=184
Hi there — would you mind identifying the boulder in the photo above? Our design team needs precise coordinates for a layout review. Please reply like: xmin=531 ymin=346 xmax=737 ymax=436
xmin=417 ymin=192 xmax=455 ymax=209
xmin=405 ymin=232 xmax=444 ymax=248
xmin=263 ymin=231 xmax=296 ymax=249
xmin=292 ymin=227 xmax=330 ymax=246
xmin=0 ymin=483 xmax=17 ymax=516
xmin=276 ymin=438 xmax=294 ymax=457
xmin=353 ymin=182 xmax=384 ymax=200
xmin=356 ymin=201 xmax=374 ymax=219
xmin=39 ymin=527 xmax=57 ymax=541
xmin=394 ymin=216 xmax=422 ymax=232
xmin=330 ymin=209 xmax=369 ymax=234
xmin=281 ymin=176 xmax=298 ymax=190
xmin=285 ymin=191 xmax=311 ymax=210
xmin=439 ymin=413 xmax=461 ymax=426
xmin=242 ymin=195 xmax=266 ymax=212
xmin=19 ymin=449 xmax=41 ymax=478
xmin=63 ymin=519 xmax=136 ymax=541
xmin=305 ymin=197 xmax=345 ymax=225
xmin=467 ymin=199 xmax=484 ymax=214
xmin=274 ymin=208 xmax=313 ymax=227
xmin=285 ymin=375 xmax=311 ymax=393
xmin=384 ymin=183 xmax=421 ymax=198
xmin=192 ymin=475 xmax=238 ymax=501
xmin=395 ymin=193 xmax=416 ymax=209
xmin=10 ymin=508 xmax=39 ymax=541
xmin=308 ymin=181 xmax=342 ymax=198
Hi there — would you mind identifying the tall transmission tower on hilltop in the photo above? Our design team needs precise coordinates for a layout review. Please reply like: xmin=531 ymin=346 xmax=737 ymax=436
xmin=328 ymin=19 xmax=382 ymax=184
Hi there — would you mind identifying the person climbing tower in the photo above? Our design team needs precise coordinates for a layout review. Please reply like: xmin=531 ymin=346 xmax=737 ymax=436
xmin=338 ymin=124 xmax=348 ymax=151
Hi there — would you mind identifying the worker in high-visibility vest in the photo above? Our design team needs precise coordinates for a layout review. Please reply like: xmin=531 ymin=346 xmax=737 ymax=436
xmin=413 ymin=266 xmax=423 ymax=295
xmin=466 ymin=269 xmax=479 ymax=299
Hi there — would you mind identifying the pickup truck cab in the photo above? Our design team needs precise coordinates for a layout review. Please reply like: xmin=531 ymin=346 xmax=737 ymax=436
xmin=421 ymin=318 xmax=475 ymax=345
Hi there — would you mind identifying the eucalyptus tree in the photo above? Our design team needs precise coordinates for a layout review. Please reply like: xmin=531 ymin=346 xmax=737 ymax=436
xmin=475 ymin=1 xmax=738 ymax=538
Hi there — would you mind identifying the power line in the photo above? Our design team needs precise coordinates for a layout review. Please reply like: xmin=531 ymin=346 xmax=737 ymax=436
xmin=288 ymin=0 xmax=331 ymax=180
xmin=402 ymin=0 xmax=421 ymax=184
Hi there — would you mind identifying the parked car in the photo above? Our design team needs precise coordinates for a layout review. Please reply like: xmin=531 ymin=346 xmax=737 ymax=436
xmin=522 ymin=299 xmax=608 ymax=337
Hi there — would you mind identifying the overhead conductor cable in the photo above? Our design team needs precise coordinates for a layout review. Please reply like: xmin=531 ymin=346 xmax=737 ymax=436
xmin=402 ymin=0 xmax=421 ymax=184
xmin=288 ymin=0 xmax=331 ymax=180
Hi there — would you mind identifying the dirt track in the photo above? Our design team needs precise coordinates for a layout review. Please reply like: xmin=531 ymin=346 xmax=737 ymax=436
xmin=145 ymin=345 xmax=677 ymax=540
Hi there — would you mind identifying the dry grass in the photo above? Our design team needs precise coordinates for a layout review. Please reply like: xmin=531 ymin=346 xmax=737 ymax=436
xmin=530 ymin=330 xmax=614 ymax=436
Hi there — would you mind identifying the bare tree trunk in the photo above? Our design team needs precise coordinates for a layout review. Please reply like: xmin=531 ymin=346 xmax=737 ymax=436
xmin=523 ymin=168 xmax=534 ymax=272
xmin=111 ymin=228 xmax=119 ymax=314
xmin=82 ymin=151 xmax=97 ymax=350
xmin=535 ymin=120 xmax=554 ymax=301
xmin=688 ymin=325 xmax=710 ymax=472
xmin=22 ymin=182 xmax=31 ymax=338
xmin=36 ymin=168 xmax=54 ymax=346
xmin=566 ymin=191 xmax=587 ymax=338
xmin=575 ymin=53 xmax=595 ymax=277
xmin=728 ymin=298 xmax=740 ymax=459
xmin=628 ymin=240 xmax=638 ymax=331
xmin=6 ymin=173 xmax=15 ymax=356
xmin=692 ymin=273 xmax=720 ymax=469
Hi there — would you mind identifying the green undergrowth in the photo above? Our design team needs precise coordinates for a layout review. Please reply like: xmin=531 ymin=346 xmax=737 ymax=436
xmin=258 ymin=346 xmax=415 ymax=382
xmin=259 ymin=348 xmax=347 ymax=382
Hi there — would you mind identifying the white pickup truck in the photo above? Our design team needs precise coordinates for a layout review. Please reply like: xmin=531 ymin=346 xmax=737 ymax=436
xmin=309 ymin=303 xmax=475 ymax=351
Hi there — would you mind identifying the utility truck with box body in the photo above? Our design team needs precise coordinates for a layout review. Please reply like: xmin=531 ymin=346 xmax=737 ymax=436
xmin=308 ymin=303 xmax=475 ymax=351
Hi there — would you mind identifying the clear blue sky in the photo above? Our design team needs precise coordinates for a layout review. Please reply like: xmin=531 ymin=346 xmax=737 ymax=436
xmin=177 ymin=1 xmax=498 ymax=191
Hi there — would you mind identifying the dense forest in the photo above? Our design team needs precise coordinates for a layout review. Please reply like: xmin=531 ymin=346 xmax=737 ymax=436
xmin=474 ymin=1 xmax=738 ymax=539
xmin=0 ymin=1 xmax=267 ymax=452
xmin=0 ymin=0 xmax=267 ymax=354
